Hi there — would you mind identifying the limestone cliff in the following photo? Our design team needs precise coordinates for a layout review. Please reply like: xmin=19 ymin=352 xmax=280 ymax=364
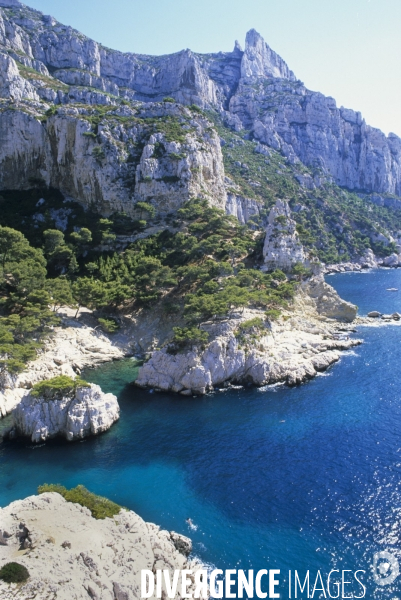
xmin=0 ymin=102 xmax=226 ymax=215
xmin=0 ymin=3 xmax=400 ymax=198
xmin=11 ymin=383 xmax=119 ymax=443
xmin=0 ymin=313 xmax=125 ymax=419
xmin=136 ymin=283 xmax=359 ymax=395
xmin=0 ymin=492 xmax=201 ymax=600
xmin=262 ymin=199 xmax=307 ymax=271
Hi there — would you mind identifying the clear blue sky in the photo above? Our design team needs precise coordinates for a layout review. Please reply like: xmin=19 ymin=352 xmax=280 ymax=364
xmin=25 ymin=0 xmax=401 ymax=137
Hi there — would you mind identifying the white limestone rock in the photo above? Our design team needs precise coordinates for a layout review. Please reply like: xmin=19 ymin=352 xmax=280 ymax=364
xmin=136 ymin=286 xmax=360 ymax=395
xmin=359 ymin=248 xmax=378 ymax=269
xmin=0 ymin=492 xmax=204 ymax=600
xmin=12 ymin=383 xmax=119 ymax=443
xmin=383 ymin=253 xmax=401 ymax=267
xmin=0 ymin=3 xmax=400 ymax=197
xmin=262 ymin=199 xmax=307 ymax=271
xmin=0 ymin=104 xmax=226 ymax=216
xmin=0 ymin=316 xmax=125 ymax=419
xmin=0 ymin=52 xmax=39 ymax=100
xmin=225 ymin=192 xmax=262 ymax=224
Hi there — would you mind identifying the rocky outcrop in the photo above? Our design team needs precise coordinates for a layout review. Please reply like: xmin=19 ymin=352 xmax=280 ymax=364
xmin=383 ymin=253 xmax=401 ymax=267
xmin=0 ymin=102 xmax=226 ymax=215
xmin=303 ymin=278 xmax=357 ymax=322
xmin=0 ymin=3 xmax=400 ymax=199
xmin=0 ymin=313 xmax=125 ymax=419
xmin=225 ymin=192 xmax=263 ymax=224
xmin=11 ymin=383 xmax=119 ymax=443
xmin=136 ymin=285 xmax=360 ymax=395
xmin=0 ymin=492 xmax=203 ymax=600
xmin=262 ymin=199 xmax=307 ymax=271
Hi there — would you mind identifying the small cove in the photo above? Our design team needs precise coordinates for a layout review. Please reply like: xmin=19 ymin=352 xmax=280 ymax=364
xmin=1 ymin=269 xmax=401 ymax=596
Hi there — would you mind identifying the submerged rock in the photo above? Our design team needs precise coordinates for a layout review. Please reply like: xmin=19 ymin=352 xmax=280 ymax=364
xmin=12 ymin=384 xmax=119 ymax=443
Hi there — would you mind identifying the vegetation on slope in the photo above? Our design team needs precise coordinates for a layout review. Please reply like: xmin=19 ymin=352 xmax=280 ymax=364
xmin=207 ymin=111 xmax=401 ymax=263
xmin=38 ymin=484 xmax=121 ymax=519
xmin=31 ymin=376 xmax=90 ymax=399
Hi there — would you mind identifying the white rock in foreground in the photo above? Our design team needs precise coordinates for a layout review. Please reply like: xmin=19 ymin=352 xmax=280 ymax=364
xmin=12 ymin=384 xmax=119 ymax=443
xmin=0 ymin=492 xmax=201 ymax=600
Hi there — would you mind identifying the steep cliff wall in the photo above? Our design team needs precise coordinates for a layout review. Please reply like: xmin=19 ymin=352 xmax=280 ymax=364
xmin=0 ymin=3 xmax=400 ymax=198
xmin=0 ymin=101 xmax=227 ymax=214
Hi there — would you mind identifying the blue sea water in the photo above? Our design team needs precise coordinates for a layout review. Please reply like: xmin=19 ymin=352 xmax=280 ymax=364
xmin=1 ymin=269 xmax=401 ymax=597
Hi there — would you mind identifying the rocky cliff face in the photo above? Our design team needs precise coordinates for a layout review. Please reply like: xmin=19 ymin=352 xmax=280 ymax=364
xmin=0 ymin=313 xmax=125 ymax=419
xmin=12 ymin=383 xmax=119 ymax=442
xmin=0 ymin=3 xmax=399 ymax=199
xmin=0 ymin=492 xmax=202 ymax=600
xmin=136 ymin=285 xmax=359 ymax=395
xmin=0 ymin=101 xmax=226 ymax=215
xmin=262 ymin=199 xmax=307 ymax=271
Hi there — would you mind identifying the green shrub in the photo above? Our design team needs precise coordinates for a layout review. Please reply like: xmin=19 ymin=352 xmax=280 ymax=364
xmin=0 ymin=562 xmax=30 ymax=584
xmin=163 ymin=97 xmax=175 ymax=103
xmin=265 ymin=309 xmax=281 ymax=321
xmin=171 ymin=326 xmax=209 ymax=350
xmin=189 ymin=104 xmax=202 ymax=113
xmin=38 ymin=484 xmax=121 ymax=519
xmin=31 ymin=376 xmax=90 ymax=399
xmin=238 ymin=317 xmax=265 ymax=333
xmin=98 ymin=317 xmax=119 ymax=334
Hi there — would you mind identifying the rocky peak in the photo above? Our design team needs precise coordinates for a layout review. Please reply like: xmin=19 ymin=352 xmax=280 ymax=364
xmin=262 ymin=199 xmax=307 ymax=271
xmin=241 ymin=29 xmax=296 ymax=82
xmin=233 ymin=40 xmax=243 ymax=54
xmin=0 ymin=0 xmax=21 ymax=6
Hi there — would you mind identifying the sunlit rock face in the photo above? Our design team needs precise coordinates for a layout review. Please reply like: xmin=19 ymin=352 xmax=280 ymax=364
xmin=262 ymin=200 xmax=306 ymax=272
xmin=0 ymin=2 xmax=401 ymax=202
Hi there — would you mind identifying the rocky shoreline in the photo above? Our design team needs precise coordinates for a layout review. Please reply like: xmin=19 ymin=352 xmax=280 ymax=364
xmin=0 ymin=492 xmax=202 ymax=600
xmin=136 ymin=276 xmax=361 ymax=395
xmin=0 ymin=309 xmax=128 ymax=420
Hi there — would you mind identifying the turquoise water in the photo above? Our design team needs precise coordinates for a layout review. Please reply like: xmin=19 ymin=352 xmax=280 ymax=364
xmin=1 ymin=270 xmax=401 ymax=597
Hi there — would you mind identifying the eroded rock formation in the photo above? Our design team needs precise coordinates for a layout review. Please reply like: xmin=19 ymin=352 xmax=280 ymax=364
xmin=12 ymin=383 xmax=119 ymax=442
xmin=0 ymin=3 xmax=399 ymax=198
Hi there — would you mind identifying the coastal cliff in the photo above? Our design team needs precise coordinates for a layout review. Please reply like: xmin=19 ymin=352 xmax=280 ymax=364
xmin=0 ymin=313 xmax=125 ymax=419
xmin=136 ymin=282 xmax=359 ymax=395
xmin=0 ymin=492 xmax=200 ymax=600
xmin=12 ymin=383 xmax=119 ymax=443
xmin=0 ymin=3 xmax=400 ymax=198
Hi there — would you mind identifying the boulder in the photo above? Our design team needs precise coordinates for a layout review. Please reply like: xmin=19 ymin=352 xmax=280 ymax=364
xmin=367 ymin=311 xmax=381 ymax=318
xmin=383 ymin=253 xmax=400 ymax=267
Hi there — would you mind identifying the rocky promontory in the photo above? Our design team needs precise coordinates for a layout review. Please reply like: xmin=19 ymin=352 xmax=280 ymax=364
xmin=136 ymin=280 xmax=359 ymax=395
xmin=0 ymin=312 xmax=126 ymax=419
xmin=0 ymin=492 xmax=202 ymax=600
xmin=11 ymin=383 xmax=119 ymax=443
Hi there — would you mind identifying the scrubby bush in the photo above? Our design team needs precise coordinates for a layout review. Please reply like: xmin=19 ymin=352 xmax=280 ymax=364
xmin=98 ymin=317 xmax=119 ymax=334
xmin=38 ymin=484 xmax=121 ymax=519
xmin=31 ymin=375 xmax=90 ymax=399
xmin=171 ymin=326 xmax=209 ymax=350
xmin=0 ymin=562 xmax=29 ymax=584
xmin=238 ymin=317 xmax=265 ymax=333
xmin=265 ymin=309 xmax=281 ymax=321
